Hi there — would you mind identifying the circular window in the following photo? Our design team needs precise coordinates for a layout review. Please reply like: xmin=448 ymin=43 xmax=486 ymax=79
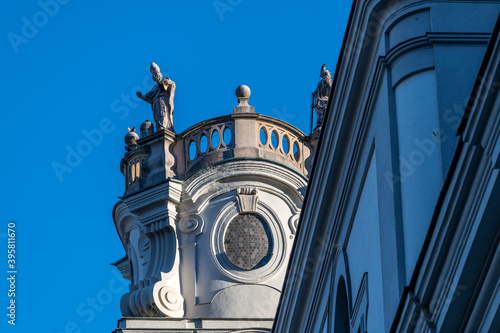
xmin=224 ymin=214 xmax=273 ymax=270
xmin=211 ymin=202 xmax=286 ymax=283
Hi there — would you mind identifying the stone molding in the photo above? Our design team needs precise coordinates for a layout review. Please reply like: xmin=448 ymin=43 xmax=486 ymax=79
xmin=183 ymin=159 xmax=307 ymax=206
xmin=113 ymin=317 xmax=273 ymax=333
xmin=288 ymin=212 xmax=300 ymax=235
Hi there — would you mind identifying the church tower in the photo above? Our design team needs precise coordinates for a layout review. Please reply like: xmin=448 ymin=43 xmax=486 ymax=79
xmin=111 ymin=83 xmax=313 ymax=332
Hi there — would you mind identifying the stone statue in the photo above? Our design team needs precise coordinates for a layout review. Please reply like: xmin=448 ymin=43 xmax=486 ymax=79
xmin=312 ymin=64 xmax=332 ymax=132
xmin=136 ymin=62 xmax=176 ymax=132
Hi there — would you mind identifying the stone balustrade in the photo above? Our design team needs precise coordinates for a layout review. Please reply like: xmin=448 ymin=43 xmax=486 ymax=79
xmin=120 ymin=85 xmax=316 ymax=195
xmin=257 ymin=115 xmax=308 ymax=174
xmin=176 ymin=116 xmax=235 ymax=179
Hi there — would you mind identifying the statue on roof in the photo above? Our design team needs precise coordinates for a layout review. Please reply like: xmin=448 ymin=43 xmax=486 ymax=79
xmin=312 ymin=64 xmax=332 ymax=133
xmin=136 ymin=62 xmax=176 ymax=132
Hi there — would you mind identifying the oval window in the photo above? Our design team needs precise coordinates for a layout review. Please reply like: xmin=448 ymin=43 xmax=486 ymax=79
xmin=282 ymin=135 xmax=290 ymax=154
xmin=293 ymin=142 xmax=300 ymax=161
xmin=271 ymin=130 xmax=279 ymax=149
xmin=212 ymin=130 xmax=220 ymax=148
xmin=200 ymin=134 xmax=208 ymax=153
xmin=224 ymin=214 xmax=273 ymax=270
xmin=259 ymin=128 xmax=267 ymax=146
xmin=223 ymin=128 xmax=232 ymax=146
xmin=189 ymin=140 xmax=197 ymax=160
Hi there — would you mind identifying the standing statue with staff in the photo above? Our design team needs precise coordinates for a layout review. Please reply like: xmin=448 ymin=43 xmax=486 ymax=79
xmin=311 ymin=64 xmax=332 ymax=133
xmin=136 ymin=62 xmax=176 ymax=132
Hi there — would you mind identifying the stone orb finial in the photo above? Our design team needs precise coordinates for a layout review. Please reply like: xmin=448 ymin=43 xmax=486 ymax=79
xmin=235 ymin=85 xmax=251 ymax=99
xmin=233 ymin=84 xmax=255 ymax=113
xmin=125 ymin=127 xmax=139 ymax=151
xmin=235 ymin=85 xmax=252 ymax=108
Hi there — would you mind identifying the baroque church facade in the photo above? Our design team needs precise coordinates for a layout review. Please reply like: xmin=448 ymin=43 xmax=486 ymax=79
xmin=110 ymin=1 xmax=500 ymax=332
xmin=274 ymin=0 xmax=500 ymax=332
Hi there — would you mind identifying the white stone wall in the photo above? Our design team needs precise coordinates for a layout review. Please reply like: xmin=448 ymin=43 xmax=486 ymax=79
xmin=113 ymin=158 xmax=306 ymax=327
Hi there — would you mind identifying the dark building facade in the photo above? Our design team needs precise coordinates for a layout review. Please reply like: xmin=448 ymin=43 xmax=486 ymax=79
xmin=273 ymin=1 xmax=500 ymax=332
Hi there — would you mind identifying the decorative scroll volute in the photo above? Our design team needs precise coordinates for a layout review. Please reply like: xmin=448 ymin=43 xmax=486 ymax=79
xmin=153 ymin=281 xmax=185 ymax=317
xmin=115 ymin=198 xmax=184 ymax=318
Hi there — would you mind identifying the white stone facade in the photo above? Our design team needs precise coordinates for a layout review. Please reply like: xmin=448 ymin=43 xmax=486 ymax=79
xmin=112 ymin=87 xmax=312 ymax=332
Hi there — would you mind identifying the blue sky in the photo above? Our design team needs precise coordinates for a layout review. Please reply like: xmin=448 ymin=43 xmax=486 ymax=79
xmin=1 ymin=0 xmax=351 ymax=331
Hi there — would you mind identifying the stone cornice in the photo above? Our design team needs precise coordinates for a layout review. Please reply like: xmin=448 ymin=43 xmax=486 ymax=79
xmin=122 ymin=180 xmax=182 ymax=213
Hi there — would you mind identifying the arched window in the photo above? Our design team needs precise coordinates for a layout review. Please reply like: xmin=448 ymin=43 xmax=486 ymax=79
xmin=334 ymin=276 xmax=350 ymax=333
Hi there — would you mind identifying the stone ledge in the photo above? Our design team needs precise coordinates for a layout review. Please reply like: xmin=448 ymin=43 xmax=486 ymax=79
xmin=113 ymin=317 xmax=273 ymax=332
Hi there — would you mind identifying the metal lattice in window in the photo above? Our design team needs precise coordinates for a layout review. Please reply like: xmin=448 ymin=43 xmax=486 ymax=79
xmin=224 ymin=214 xmax=273 ymax=270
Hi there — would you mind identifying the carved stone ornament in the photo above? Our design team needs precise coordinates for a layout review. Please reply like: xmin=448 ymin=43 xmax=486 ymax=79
xmin=124 ymin=226 xmax=151 ymax=283
xmin=236 ymin=187 xmax=259 ymax=213
xmin=179 ymin=218 xmax=199 ymax=234
xmin=120 ymin=285 xmax=158 ymax=317
xmin=118 ymin=211 xmax=184 ymax=318
xmin=153 ymin=283 xmax=184 ymax=317
xmin=120 ymin=281 xmax=185 ymax=318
